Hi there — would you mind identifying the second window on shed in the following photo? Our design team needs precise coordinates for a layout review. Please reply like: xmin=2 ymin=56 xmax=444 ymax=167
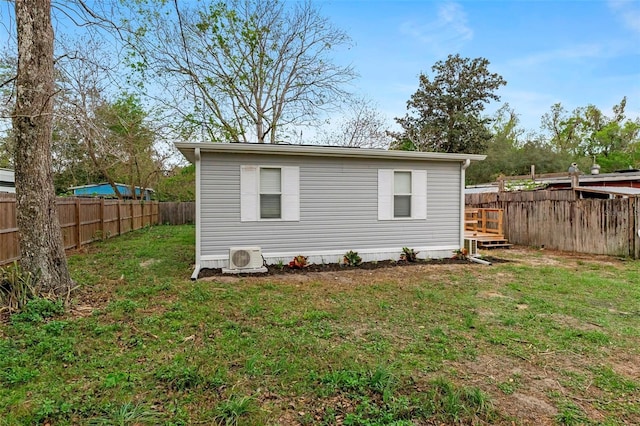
xmin=377 ymin=169 xmax=427 ymax=220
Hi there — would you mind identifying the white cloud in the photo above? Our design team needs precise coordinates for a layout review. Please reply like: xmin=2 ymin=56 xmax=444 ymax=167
xmin=507 ymin=44 xmax=606 ymax=68
xmin=609 ymin=0 xmax=640 ymax=32
xmin=399 ymin=1 xmax=473 ymax=53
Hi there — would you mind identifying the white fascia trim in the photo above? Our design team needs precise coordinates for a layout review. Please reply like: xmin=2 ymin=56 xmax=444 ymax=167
xmin=175 ymin=142 xmax=486 ymax=164
xmin=198 ymin=245 xmax=458 ymax=270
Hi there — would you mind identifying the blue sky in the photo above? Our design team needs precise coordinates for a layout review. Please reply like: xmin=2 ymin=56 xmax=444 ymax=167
xmin=316 ymin=0 xmax=640 ymax=134
xmin=1 ymin=0 xmax=637 ymax=138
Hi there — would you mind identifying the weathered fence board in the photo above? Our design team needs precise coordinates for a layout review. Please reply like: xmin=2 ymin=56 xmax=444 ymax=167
xmin=466 ymin=190 xmax=640 ymax=258
xmin=0 ymin=197 xmax=19 ymax=264
xmin=0 ymin=194 xmax=159 ymax=266
xmin=159 ymin=202 xmax=195 ymax=225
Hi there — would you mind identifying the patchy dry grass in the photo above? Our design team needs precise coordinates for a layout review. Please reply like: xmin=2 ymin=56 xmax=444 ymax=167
xmin=1 ymin=226 xmax=639 ymax=425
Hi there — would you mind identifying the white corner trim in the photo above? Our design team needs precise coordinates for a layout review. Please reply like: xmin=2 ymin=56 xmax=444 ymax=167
xmin=194 ymin=147 xmax=202 ymax=270
xmin=460 ymin=159 xmax=470 ymax=249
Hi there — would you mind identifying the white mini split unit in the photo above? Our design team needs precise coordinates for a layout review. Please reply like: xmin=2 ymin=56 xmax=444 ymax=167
xmin=222 ymin=247 xmax=267 ymax=274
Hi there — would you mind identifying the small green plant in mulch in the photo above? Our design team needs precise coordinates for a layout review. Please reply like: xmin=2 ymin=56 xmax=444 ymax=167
xmin=288 ymin=255 xmax=308 ymax=269
xmin=399 ymin=247 xmax=419 ymax=262
xmin=343 ymin=250 xmax=362 ymax=267
xmin=452 ymin=247 xmax=468 ymax=260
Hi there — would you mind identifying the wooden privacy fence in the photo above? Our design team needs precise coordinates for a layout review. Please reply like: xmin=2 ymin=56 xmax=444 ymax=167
xmin=0 ymin=195 xmax=158 ymax=266
xmin=466 ymin=190 xmax=640 ymax=258
xmin=159 ymin=202 xmax=195 ymax=225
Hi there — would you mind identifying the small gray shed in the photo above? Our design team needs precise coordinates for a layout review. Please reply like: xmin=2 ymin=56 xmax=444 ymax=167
xmin=175 ymin=142 xmax=485 ymax=278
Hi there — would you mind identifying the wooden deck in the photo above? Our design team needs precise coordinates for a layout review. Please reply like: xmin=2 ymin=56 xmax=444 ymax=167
xmin=465 ymin=208 xmax=512 ymax=249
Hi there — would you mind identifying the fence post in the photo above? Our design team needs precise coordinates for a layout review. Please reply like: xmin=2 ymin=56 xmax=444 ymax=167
xmin=75 ymin=198 xmax=81 ymax=249
xmin=630 ymin=197 xmax=638 ymax=259
xmin=116 ymin=200 xmax=121 ymax=236
xmin=130 ymin=201 xmax=134 ymax=231
xmin=100 ymin=198 xmax=105 ymax=240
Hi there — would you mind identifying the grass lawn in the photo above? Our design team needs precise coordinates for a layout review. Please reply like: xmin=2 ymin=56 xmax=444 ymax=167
xmin=1 ymin=224 xmax=639 ymax=425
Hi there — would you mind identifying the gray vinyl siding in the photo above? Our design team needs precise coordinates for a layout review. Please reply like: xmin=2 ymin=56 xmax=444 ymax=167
xmin=200 ymin=152 xmax=462 ymax=256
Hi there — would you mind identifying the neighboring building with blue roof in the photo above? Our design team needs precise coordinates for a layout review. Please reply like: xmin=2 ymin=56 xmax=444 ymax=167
xmin=0 ymin=168 xmax=15 ymax=193
xmin=69 ymin=183 xmax=154 ymax=200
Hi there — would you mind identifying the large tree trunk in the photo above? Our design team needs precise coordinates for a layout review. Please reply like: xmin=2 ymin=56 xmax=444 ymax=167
xmin=13 ymin=0 xmax=73 ymax=297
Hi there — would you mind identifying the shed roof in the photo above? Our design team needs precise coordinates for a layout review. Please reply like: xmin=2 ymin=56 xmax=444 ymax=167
xmin=175 ymin=142 xmax=486 ymax=164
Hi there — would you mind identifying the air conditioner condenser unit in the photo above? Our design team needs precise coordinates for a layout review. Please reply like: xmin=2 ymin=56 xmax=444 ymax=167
xmin=463 ymin=238 xmax=479 ymax=257
xmin=223 ymin=247 xmax=267 ymax=274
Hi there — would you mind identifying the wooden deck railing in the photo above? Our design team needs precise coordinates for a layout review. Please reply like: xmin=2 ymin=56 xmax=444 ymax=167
xmin=465 ymin=208 xmax=504 ymax=238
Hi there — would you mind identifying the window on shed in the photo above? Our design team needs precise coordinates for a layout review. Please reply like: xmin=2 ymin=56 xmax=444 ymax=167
xmin=378 ymin=169 xmax=427 ymax=220
xmin=241 ymin=165 xmax=299 ymax=222
xmin=394 ymin=171 xmax=412 ymax=217
xmin=260 ymin=168 xmax=281 ymax=219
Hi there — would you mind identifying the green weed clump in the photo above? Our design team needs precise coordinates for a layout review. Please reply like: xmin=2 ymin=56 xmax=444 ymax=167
xmin=11 ymin=298 xmax=64 ymax=324
xmin=213 ymin=395 xmax=254 ymax=425
xmin=312 ymin=369 xmax=495 ymax=424
xmin=0 ymin=261 xmax=42 ymax=313
xmin=154 ymin=357 xmax=226 ymax=391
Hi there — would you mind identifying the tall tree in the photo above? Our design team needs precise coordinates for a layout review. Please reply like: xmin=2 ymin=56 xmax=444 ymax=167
xmin=313 ymin=97 xmax=391 ymax=148
xmin=466 ymin=105 xmax=573 ymax=184
xmin=128 ymin=0 xmax=356 ymax=143
xmin=540 ymin=103 xmax=582 ymax=156
xmin=392 ymin=54 xmax=506 ymax=154
xmin=13 ymin=0 xmax=73 ymax=296
xmin=541 ymin=99 xmax=640 ymax=171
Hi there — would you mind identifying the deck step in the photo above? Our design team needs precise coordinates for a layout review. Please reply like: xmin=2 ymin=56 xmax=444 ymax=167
xmin=478 ymin=241 xmax=513 ymax=249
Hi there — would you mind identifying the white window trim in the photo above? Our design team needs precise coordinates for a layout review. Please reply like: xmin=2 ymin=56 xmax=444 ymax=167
xmin=259 ymin=167 xmax=282 ymax=220
xmin=241 ymin=165 xmax=299 ymax=222
xmin=378 ymin=169 xmax=427 ymax=220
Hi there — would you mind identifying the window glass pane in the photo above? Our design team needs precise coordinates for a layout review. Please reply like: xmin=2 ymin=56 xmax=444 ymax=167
xmin=394 ymin=195 xmax=411 ymax=217
xmin=260 ymin=194 xmax=281 ymax=218
xmin=260 ymin=168 xmax=281 ymax=193
xmin=394 ymin=171 xmax=411 ymax=194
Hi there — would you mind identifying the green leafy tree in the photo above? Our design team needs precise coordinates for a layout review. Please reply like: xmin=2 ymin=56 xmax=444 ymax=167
xmin=156 ymin=165 xmax=195 ymax=202
xmin=541 ymin=103 xmax=582 ymax=156
xmin=391 ymin=54 xmax=506 ymax=154
xmin=541 ymin=98 xmax=640 ymax=171
xmin=579 ymin=99 xmax=640 ymax=164
xmin=467 ymin=105 xmax=572 ymax=184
